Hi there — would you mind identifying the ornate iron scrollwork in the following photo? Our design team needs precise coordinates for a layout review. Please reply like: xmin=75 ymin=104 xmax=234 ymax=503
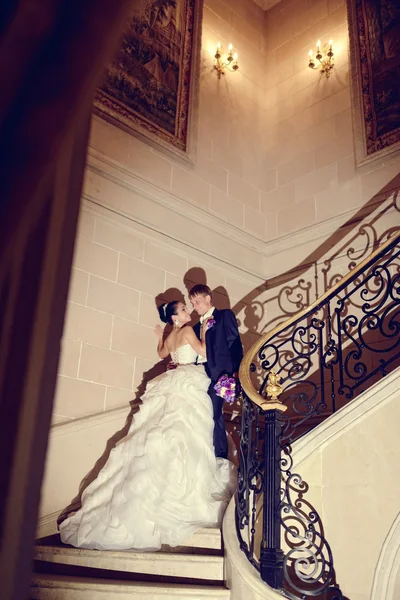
xmin=236 ymin=395 xmax=344 ymax=598
xmin=280 ymin=447 xmax=343 ymax=599
xmin=236 ymin=233 xmax=400 ymax=598
xmin=255 ymin=236 xmax=400 ymax=446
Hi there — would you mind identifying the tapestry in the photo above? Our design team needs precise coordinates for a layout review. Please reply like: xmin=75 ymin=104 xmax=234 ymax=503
xmin=348 ymin=0 xmax=400 ymax=165
xmin=93 ymin=0 xmax=201 ymax=157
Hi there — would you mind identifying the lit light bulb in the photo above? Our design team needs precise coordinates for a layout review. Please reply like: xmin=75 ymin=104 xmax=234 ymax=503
xmin=216 ymin=41 xmax=221 ymax=50
xmin=317 ymin=40 xmax=321 ymax=50
xmin=329 ymin=39 xmax=333 ymax=47
xmin=228 ymin=43 xmax=233 ymax=53
xmin=308 ymin=49 xmax=313 ymax=57
xmin=233 ymin=52 xmax=238 ymax=61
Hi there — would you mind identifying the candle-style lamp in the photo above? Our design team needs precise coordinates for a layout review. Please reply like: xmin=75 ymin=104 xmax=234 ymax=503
xmin=214 ymin=42 xmax=239 ymax=79
xmin=308 ymin=39 xmax=334 ymax=78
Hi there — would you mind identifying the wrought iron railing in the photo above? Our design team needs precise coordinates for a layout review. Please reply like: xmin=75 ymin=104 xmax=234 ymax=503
xmin=236 ymin=232 xmax=400 ymax=598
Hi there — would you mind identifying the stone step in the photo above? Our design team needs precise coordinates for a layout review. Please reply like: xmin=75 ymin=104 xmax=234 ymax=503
xmin=31 ymin=574 xmax=231 ymax=600
xmin=34 ymin=543 xmax=224 ymax=581
xmin=37 ymin=528 xmax=222 ymax=552
xmin=179 ymin=528 xmax=222 ymax=551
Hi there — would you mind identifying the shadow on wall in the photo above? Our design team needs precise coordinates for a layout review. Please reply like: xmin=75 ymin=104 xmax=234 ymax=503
xmin=57 ymin=398 xmax=141 ymax=527
xmin=57 ymin=174 xmax=400 ymax=528
xmin=57 ymin=276 xmax=240 ymax=526
xmin=235 ymin=176 xmax=400 ymax=341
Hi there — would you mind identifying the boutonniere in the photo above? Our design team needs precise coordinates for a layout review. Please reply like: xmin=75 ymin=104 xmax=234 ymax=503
xmin=214 ymin=375 xmax=236 ymax=404
xmin=206 ymin=317 xmax=216 ymax=330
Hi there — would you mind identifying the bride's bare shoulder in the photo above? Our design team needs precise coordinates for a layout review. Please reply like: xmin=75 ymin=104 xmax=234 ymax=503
xmin=164 ymin=330 xmax=177 ymax=350
xmin=181 ymin=325 xmax=195 ymax=339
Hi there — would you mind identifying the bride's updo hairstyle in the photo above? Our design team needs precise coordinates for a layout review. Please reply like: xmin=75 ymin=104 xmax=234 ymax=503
xmin=158 ymin=301 xmax=179 ymax=326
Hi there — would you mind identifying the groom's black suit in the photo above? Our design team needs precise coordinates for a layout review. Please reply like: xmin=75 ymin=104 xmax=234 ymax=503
xmin=194 ymin=309 xmax=243 ymax=459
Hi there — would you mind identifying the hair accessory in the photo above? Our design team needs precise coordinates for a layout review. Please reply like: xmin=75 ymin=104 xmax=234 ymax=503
xmin=163 ymin=304 xmax=168 ymax=317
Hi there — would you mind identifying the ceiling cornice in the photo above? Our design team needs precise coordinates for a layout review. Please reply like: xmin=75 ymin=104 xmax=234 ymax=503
xmin=252 ymin=0 xmax=282 ymax=11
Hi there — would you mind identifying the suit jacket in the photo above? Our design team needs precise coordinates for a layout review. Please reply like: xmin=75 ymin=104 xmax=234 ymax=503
xmin=194 ymin=309 xmax=243 ymax=383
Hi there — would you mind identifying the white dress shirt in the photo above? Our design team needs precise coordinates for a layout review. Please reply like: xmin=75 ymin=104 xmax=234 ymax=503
xmin=197 ymin=307 xmax=215 ymax=364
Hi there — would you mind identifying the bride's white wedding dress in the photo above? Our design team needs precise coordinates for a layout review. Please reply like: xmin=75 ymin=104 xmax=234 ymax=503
xmin=59 ymin=344 xmax=236 ymax=551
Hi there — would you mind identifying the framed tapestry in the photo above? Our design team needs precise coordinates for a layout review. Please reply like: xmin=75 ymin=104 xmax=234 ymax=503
xmin=93 ymin=0 xmax=203 ymax=162
xmin=347 ymin=0 xmax=400 ymax=168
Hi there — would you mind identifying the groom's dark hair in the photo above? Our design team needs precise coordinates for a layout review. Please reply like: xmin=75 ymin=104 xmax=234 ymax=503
xmin=189 ymin=284 xmax=212 ymax=298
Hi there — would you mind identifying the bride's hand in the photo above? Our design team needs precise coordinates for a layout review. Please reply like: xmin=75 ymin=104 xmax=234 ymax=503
xmin=201 ymin=317 xmax=212 ymax=339
xmin=203 ymin=317 xmax=213 ymax=329
xmin=154 ymin=324 xmax=164 ymax=340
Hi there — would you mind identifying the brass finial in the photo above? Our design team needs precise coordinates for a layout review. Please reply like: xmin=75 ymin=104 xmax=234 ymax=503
xmin=264 ymin=369 xmax=285 ymax=408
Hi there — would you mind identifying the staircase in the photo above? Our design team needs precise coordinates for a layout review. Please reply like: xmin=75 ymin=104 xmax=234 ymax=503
xmin=235 ymin=232 xmax=400 ymax=598
xmin=32 ymin=233 xmax=400 ymax=600
xmin=31 ymin=529 xmax=230 ymax=599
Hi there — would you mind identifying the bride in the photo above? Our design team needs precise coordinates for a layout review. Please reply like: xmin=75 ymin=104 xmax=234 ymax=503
xmin=59 ymin=299 xmax=237 ymax=551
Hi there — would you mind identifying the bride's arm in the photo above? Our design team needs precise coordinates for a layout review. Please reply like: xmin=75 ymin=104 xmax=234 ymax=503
xmin=183 ymin=326 xmax=207 ymax=357
xmin=154 ymin=325 xmax=170 ymax=359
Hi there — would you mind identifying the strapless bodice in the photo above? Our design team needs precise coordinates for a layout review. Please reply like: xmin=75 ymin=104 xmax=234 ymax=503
xmin=171 ymin=344 xmax=198 ymax=365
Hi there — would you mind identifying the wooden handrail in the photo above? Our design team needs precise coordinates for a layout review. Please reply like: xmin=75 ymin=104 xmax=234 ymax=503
xmin=239 ymin=232 xmax=400 ymax=409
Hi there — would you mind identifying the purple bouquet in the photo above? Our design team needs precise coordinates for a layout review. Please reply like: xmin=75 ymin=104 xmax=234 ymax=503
xmin=214 ymin=375 xmax=236 ymax=403
xmin=206 ymin=317 xmax=216 ymax=330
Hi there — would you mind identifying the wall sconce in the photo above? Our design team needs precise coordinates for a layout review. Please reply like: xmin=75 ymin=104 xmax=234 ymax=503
xmin=308 ymin=40 xmax=334 ymax=78
xmin=214 ymin=42 xmax=239 ymax=79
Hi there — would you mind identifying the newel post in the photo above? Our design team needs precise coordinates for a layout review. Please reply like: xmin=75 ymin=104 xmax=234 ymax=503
xmin=260 ymin=370 xmax=287 ymax=589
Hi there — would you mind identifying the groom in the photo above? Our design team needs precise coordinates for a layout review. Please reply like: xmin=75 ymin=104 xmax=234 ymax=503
xmin=189 ymin=284 xmax=243 ymax=459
